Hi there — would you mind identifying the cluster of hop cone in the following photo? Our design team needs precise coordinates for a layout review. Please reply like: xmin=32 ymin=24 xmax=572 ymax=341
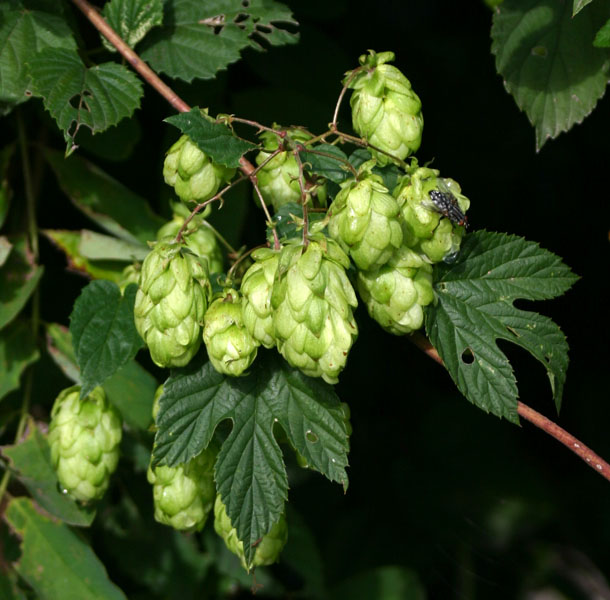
xmin=47 ymin=50 xmax=470 ymax=571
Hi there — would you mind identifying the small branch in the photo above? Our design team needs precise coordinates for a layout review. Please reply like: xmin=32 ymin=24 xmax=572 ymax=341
xmin=331 ymin=67 xmax=362 ymax=129
xmin=331 ymin=127 xmax=409 ymax=170
xmin=408 ymin=332 xmax=610 ymax=483
xmin=293 ymin=150 xmax=309 ymax=244
xmin=250 ymin=174 xmax=280 ymax=251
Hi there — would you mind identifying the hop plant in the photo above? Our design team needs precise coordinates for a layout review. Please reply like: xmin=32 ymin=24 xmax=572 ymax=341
xmin=203 ymin=288 xmax=259 ymax=376
xmin=328 ymin=163 xmax=403 ymax=271
xmin=357 ymin=246 xmax=434 ymax=335
xmin=394 ymin=166 xmax=470 ymax=263
xmin=117 ymin=262 xmax=141 ymax=294
xmin=346 ymin=50 xmax=423 ymax=165
xmin=134 ymin=239 xmax=209 ymax=368
xmin=240 ymin=247 xmax=280 ymax=349
xmin=163 ymin=134 xmax=235 ymax=204
xmin=147 ymin=446 xmax=217 ymax=532
xmin=213 ymin=495 xmax=288 ymax=572
xmin=271 ymin=236 xmax=358 ymax=384
xmin=48 ymin=386 xmax=122 ymax=503
xmin=254 ymin=126 xmax=326 ymax=212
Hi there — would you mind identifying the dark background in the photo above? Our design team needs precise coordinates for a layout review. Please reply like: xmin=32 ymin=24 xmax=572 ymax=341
xmin=7 ymin=0 xmax=610 ymax=598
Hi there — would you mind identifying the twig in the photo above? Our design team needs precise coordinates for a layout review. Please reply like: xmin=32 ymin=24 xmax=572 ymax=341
xmin=293 ymin=150 xmax=309 ymax=244
xmin=331 ymin=67 xmax=362 ymax=128
xmin=408 ymin=332 xmax=610 ymax=483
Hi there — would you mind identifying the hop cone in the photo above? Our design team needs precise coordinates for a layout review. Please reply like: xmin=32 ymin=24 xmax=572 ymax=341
xmin=48 ymin=386 xmax=122 ymax=503
xmin=157 ymin=212 xmax=223 ymax=275
xmin=347 ymin=50 xmax=423 ymax=165
xmin=203 ymin=288 xmax=259 ymax=376
xmin=240 ymin=248 xmax=280 ymax=348
xmin=134 ymin=240 xmax=209 ymax=368
xmin=213 ymin=495 xmax=288 ymax=572
xmin=163 ymin=134 xmax=235 ymax=204
xmin=271 ymin=236 xmax=358 ymax=384
xmin=357 ymin=246 xmax=434 ymax=335
xmin=328 ymin=165 xmax=403 ymax=270
xmin=395 ymin=166 xmax=470 ymax=263
xmin=117 ymin=262 xmax=141 ymax=294
xmin=254 ymin=126 xmax=326 ymax=212
xmin=147 ymin=446 xmax=216 ymax=532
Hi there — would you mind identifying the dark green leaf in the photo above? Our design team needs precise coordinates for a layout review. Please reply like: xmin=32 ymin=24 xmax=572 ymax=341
xmin=5 ymin=497 xmax=126 ymax=599
xmin=102 ymin=0 xmax=163 ymax=52
xmin=75 ymin=116 xmax=141 ymax=162
xmin=140 ymin=0 xmax=298 ymax=82
xmin=153 ymin=351 xmax=349 ymax=563
xmin=28 ymin=48 xmax=143 ymax=154
xmin=491 ymin=0 xmax=610 ymax=150
xmin=78 ymin=230 xmax=149 ymax=262
xmin=573 ymin=0 xmax=594 ymax=15
xmin=70 ymin=280 xmax=144 ymax=398
xmin=594 ymin=18 xmax=610 ymax=46
xmin=165 ymin=108 xmax=256 ymax=168
xmin=44 ymin=148 xmax=164 ymax=244
xmin=299 ymin=144 xmax=351 ymax=184
xmin=0 ymin=3 xmax=76 ymax=114
xmin=0 ymin=144 xmax=15 ymax=228
xmin=425 ymin=231 xmax=578 ymax=422
xmin=266 ymin=202 xmax=327 ymax=244
xmin=0 ymin=235 xmax=43 ymax=330
xmin=1 ymin=424 xmax=95 ymax=526
xmin=349 ymin=148 xmax=403 ymax=191
xmin=331 ymin=566 xmax=426 ymax=600
xmin=0 ymin=320 xmax=39 ymax=401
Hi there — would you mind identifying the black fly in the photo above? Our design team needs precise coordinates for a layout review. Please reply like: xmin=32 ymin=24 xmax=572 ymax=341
xmin=427 ymin=180 xmax=468 ymax=228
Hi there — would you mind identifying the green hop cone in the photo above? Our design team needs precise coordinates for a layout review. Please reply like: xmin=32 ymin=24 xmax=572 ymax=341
xmin=394 ymin=166 xmax=470 ymax=263
xmin=328 ymin=163 xmax=403 ymax=270
xmin=213 ymin=495 xmax=288 ymax=572
xmin=271 ymin=236 xmax=358 ymax=384
xmin=163 ymin=134 xmax=235 ymax=204
xmin=347 ymin=50 xmax=423 ymax=165
xmin=240 ymin=247 xmax=280 ymax=349
xmin=117 ymin=262 xmax=141 ymax=294
xmin=254 ymin=126 xmax=326 ymax=212
xmin=134 ymin=239 xmax=210 ymax=368
xmin=147 ymin=445 xmax=217 ymax=532
xmin=48 ymin=386 xmax=122 ymax=503
xmin=357 ymin=246 xmax=434 ymax=335
xmin=203 ymin=288 xmax=259 ymax=376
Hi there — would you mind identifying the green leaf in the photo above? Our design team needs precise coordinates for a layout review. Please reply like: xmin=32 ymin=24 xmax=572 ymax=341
xmin=425 ymin=231 xmax=578 ymax=422
xmin=139 ymin=0 xmax=298 ymax=82
xmin=491 ymin=0 xmax=610 ymax=150
xmin=0 ymin=235 xmax=43 ymax=330
xmin=75 ymin=116 xmax=142 ymax=162
xmin=573 ymin=0 xmax=594 ymax=15
xmin=331 ymin=566 xmax=426 ymax=600
xmin=153 ymin=351 xmax=349 ymax=564
xmin=0 ymin=320 xmax=39 ymax=401
xmin=0 ymin=144 xmax=15 ymax=228
xmin=42 ymin=230 xmax=126 ymax=282
xmin=1 ymin=424 xmax=95 ymax=526
xmin=70 ymin=280 xmax=144 ymax=398
xmin=0 ymin=236 xmax=12 ymax=266
xmin=45 ymin=322 xmax=80 ymax=384
xmin=27 ymin=48 xmax=143 ymax=155
xmin=299 ymin=144 xmax=351 ymax=184
xmin=44 ymin=148 xmax=164 ymax=244
xmin=349 ymin=148 xmax=403 ymax=191
xmin=266 ymin=202 xmax=327 ymax=244
xmin=594 ymin=18 xmax=610 ymax=46
xmin=165 ymin=108 xmax=256 ymax=168
xmin=78 ymin=230 xmax=149 ymax=262
xmin=101 ymin=0 xmax=163 ymax=52
xmin=0 ymin=3 xmax=76 ymax=114
xmin=5 ymin=497 xmax=126 ymax=599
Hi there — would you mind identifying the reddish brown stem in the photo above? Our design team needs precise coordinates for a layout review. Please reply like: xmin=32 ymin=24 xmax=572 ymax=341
xmin=408 ymin=332 xmax=610 ymax=483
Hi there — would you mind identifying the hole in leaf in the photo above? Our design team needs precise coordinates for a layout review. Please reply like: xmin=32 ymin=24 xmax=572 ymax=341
xmin=305 ymin=430 xmax=318 ymax=443
xmin=234 ymin=13 xmax=250 ymax=25
xmin=256 ymin=24 xmax=272 ymax=35
xmin=68 ymin=95 xmax=81 ymax=109
xmin=241 ymin=0 xmax=250 ymax=7
xmin=461 ymin=348 xmax=475 ymax=364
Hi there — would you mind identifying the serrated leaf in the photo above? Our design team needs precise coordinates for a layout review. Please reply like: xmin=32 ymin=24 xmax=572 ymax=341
xmin=44 ymin=148 xmax=164 ymax=244
xmin=0 ymin=235 xmax=43 ymax=330
xmin=139 ymin=0 xmax=298 ymax=83
xmin=594 ymin=18 xmax=610 ymax=46
xmin=27 ymin=48 xmax=143 ymax=155
xmin=425 ymin=231 xmax=578 ymax=422
xmin=266 ymin=202 xmax=327 ymax=244
xmin=101 ymin=0 xmax=163 ymax=52
xmin=299 ymin=144 xmax=351 ymax=184
xmin=491 ymin=0 xmax=610 ymax=150
xmin=5 ymin=497 xmax=126 ymax=599
xmin=70 ymin=280 xmax=144 ymax=398
xmin=165 ymin=108 xmax=256 ymax=168
xmin=0 ymin=3 xmax=76 ymax=114
xmin=573 ymin=0 xmax=594 ymax=15
xmin=153 ymin=351 xmax=349 ymax=563
xmin=78 ymin=230 xmax=149 ymax=262
xmin=1 ymin=424 xmax=95 ymax=526
xmin=0 ymin=320 xmax=39 ymax=401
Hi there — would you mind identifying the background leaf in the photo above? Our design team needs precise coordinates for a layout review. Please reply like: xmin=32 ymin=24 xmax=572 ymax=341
xmin=139 ymin=0 xmax=298 ymax=82
xmin=331 ymin=566 xmax=426 ymax=600
xmin=101 ymin=0 xmax=163 ymax=52
xmin=0 ymin=320 xmax=39 ymax=401
xmin=349 ymin=148 xmax=404 ymax=191
xmin=28 ymin=48 xmax=143 ymax=154
xmin=573 ymin=0 xmax=594 ymax=15
xmin=594 ymin=18 xmax=610 ymax=46
xmin=491 ymin=0 xmax=610 ymax=150
xmin=78 ymin=230 xmax=149 ymax=262
xmin=425 ymin=231 xmax=578 ymax=422
xmin=46 ymin=322 xmax=80 ymax=383
xmin=5 ymin=497 xmax=126 ymax=599
xmin=266 ymin=202 xmax=327 ymax=244
xmin=299 ymin=143 xmax=351 ymax=184
xmin=69 ymin=280 xmax=143 ymax=398
xmin=165 ymin=108 xmax=256 ymax=168
xmin=0 ymin=144 xmax=14 ymax=228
